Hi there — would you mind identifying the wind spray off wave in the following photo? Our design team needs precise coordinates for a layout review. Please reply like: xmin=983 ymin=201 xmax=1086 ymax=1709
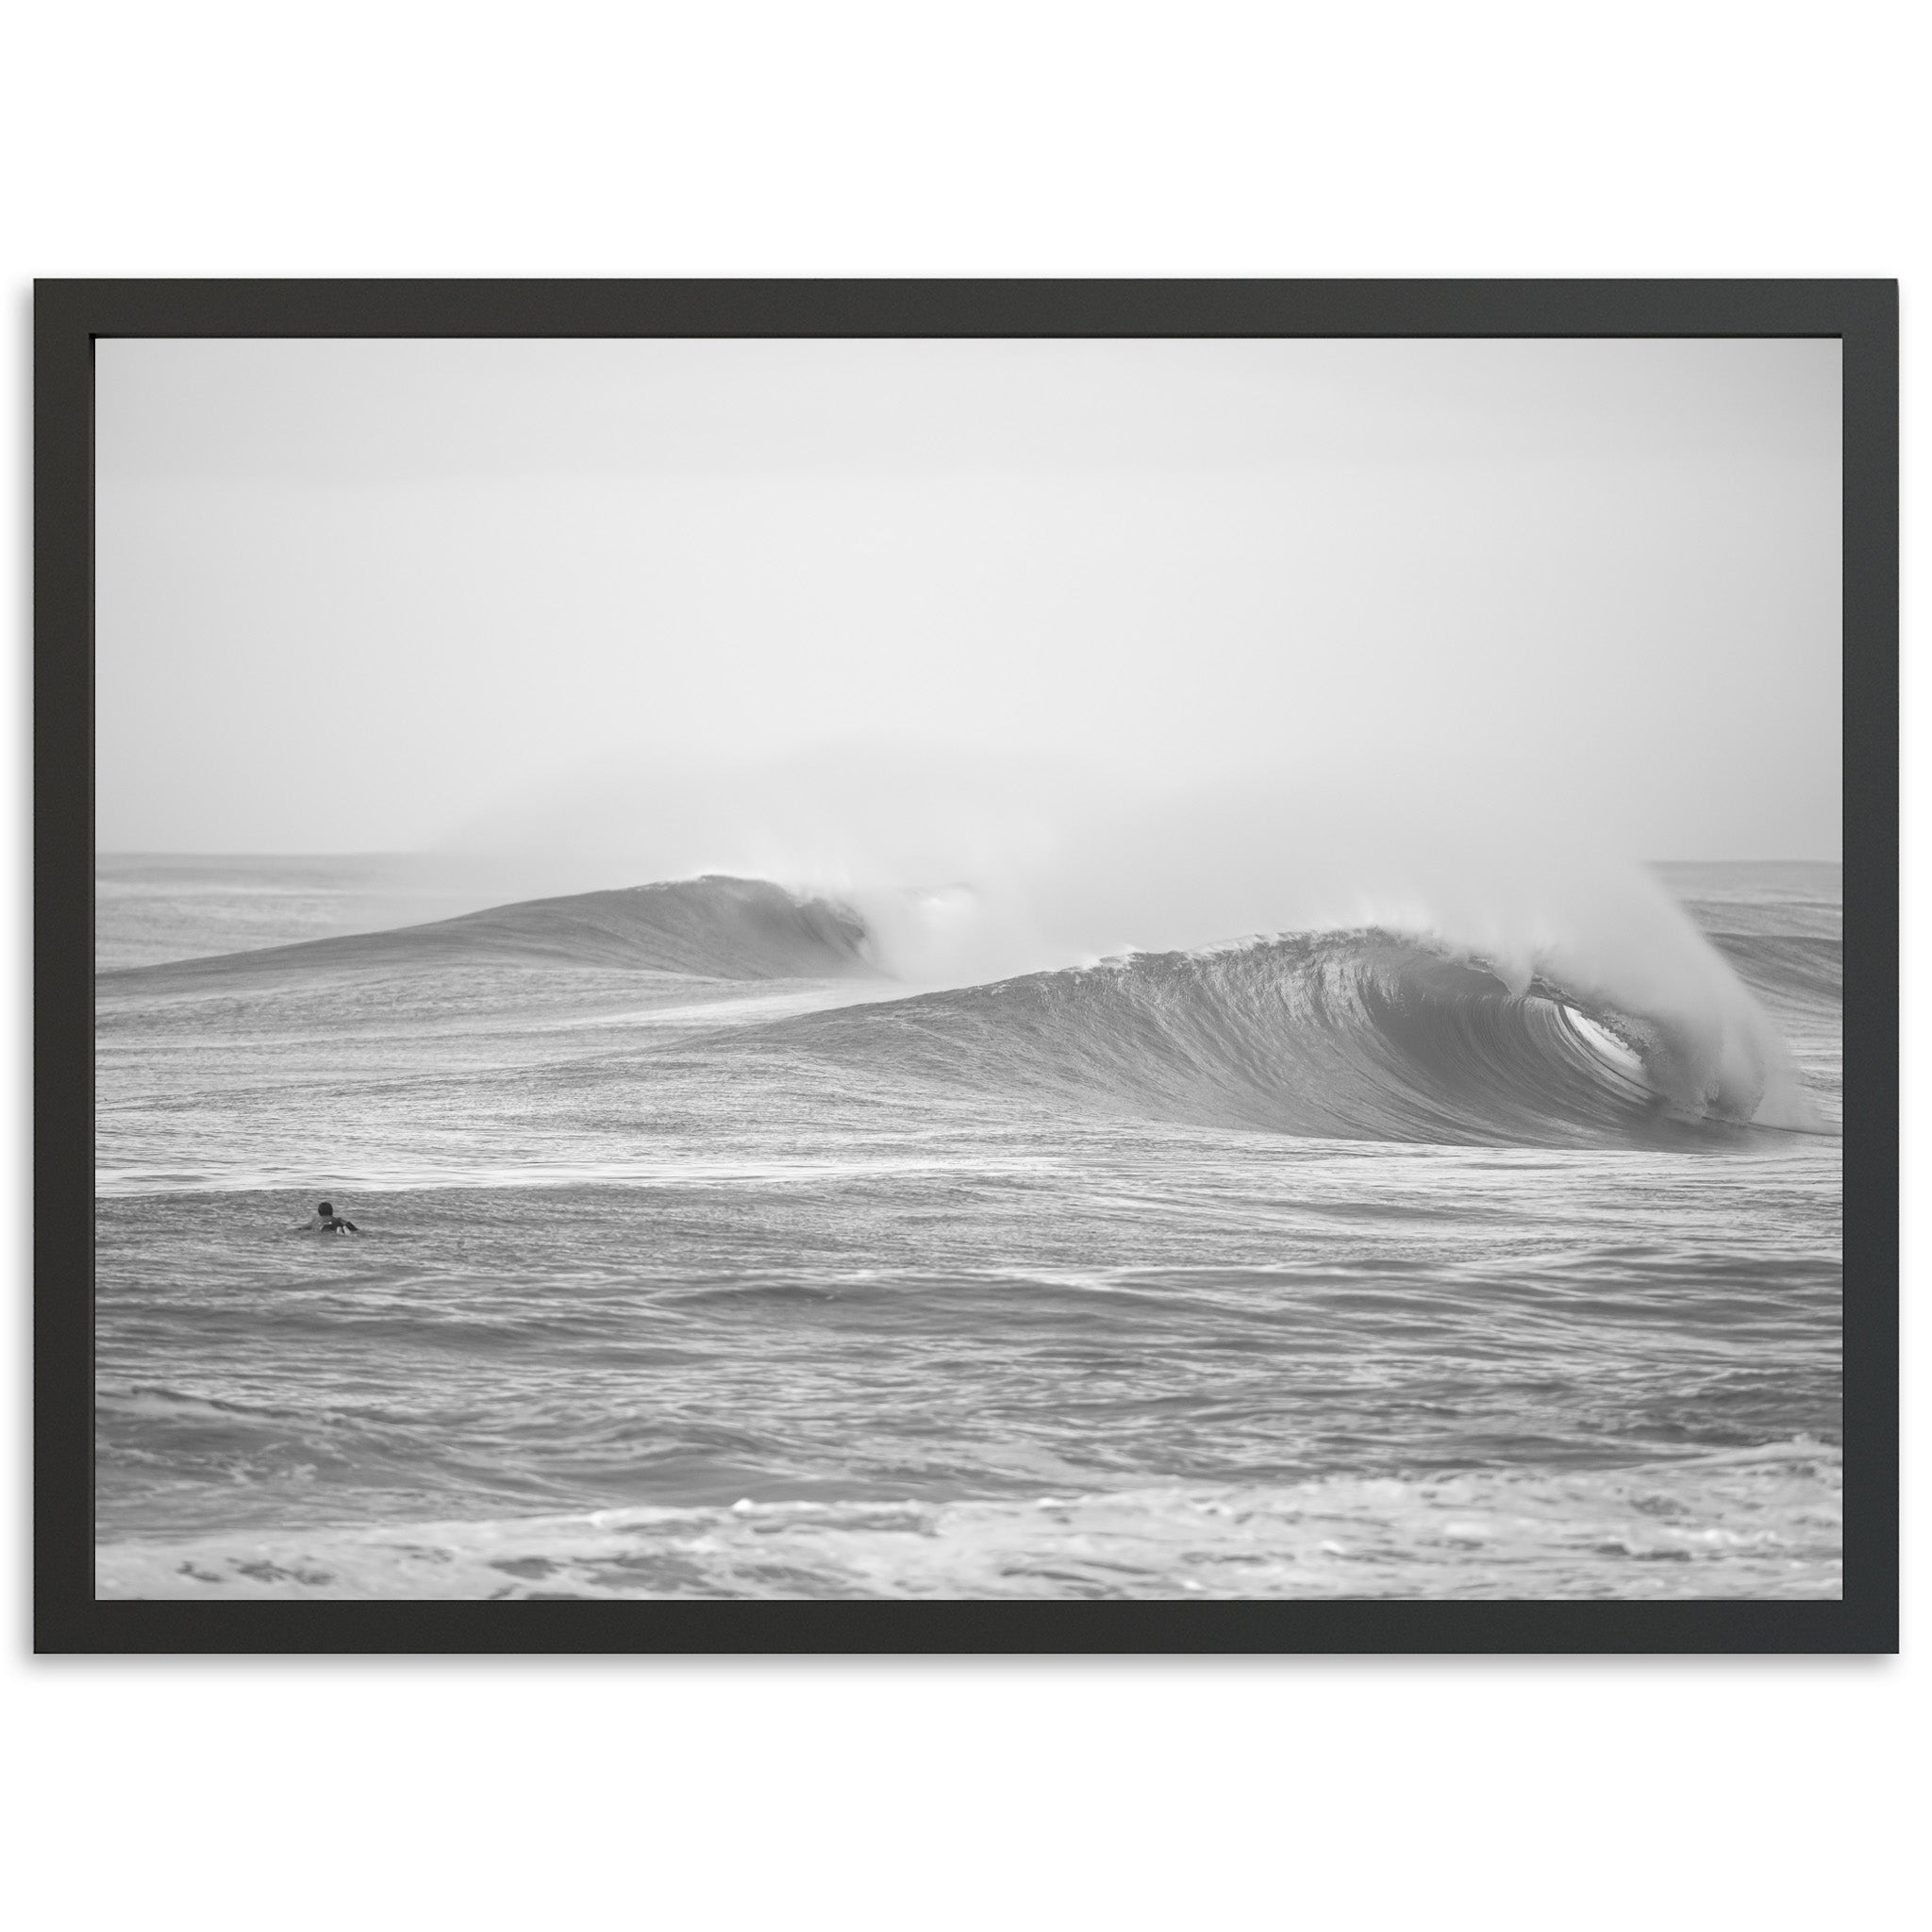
xmin=97 ymin=858 xmax=1833 ymax=1176
xmin=808 ymin=803 xmax=1834 ymax=1148
xmin=743 ymin=920 xmax=1828 ymax=1149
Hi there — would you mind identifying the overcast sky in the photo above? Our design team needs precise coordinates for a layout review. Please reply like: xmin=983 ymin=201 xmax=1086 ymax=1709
xmin=96 ymin=336 xmax=1840 ymax=870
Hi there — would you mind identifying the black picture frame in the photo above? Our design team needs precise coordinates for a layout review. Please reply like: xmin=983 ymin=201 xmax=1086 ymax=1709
xmin=38 ymin=278 xmax=1898 ymax=1655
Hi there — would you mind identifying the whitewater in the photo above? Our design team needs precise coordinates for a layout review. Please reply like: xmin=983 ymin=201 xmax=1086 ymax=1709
xmin=93 ymin=858 xmax=1842 ymax=1600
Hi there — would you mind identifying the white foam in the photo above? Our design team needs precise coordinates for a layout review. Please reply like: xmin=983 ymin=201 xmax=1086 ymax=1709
xmin=95 ymin=1441 xmax=1844 ymax=1603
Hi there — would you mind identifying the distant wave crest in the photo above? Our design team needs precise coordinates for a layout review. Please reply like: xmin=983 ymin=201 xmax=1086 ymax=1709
xmin=97 ymin=875 xmax=877 ymax=988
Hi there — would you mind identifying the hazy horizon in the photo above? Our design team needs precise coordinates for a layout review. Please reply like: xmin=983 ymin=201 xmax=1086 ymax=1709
xmin=97 ymin=337 xmax=1842 ymax=882
xmin=95 ymin=844 xmax=1841 ymax=865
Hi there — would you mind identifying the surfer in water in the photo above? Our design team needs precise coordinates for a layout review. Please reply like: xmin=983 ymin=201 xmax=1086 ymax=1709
xmin=296 ymin=1199 xmax=360 ymax=1234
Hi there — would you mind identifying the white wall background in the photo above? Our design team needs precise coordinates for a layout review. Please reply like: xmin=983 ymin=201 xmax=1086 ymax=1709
xmin=4 ymin=5 xmax=1921 ymax=1928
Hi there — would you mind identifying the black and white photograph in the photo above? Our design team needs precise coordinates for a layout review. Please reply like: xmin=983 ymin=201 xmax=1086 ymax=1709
xmin=80 ymin=316 xmax=1853 ymax=1610
xmin=14 ymin=1 xmax=1925 ymax=1917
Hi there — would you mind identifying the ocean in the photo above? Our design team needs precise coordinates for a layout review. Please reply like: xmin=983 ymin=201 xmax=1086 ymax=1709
xmin=93 ymin=856 xmax=1842 ymax=1601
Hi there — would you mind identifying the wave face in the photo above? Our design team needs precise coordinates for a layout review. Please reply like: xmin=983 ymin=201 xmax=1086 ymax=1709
xmin=748 ymin=926 xmax=1824 ymax=1149
xmin=1707 ymin=930 xmax=1842 ymax=1008
xmin=97 ymin=874 xmax=876 ymax=990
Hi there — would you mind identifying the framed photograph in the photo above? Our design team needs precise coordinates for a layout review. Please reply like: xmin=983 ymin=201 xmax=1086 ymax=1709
xmin=36 ymin=280 xmax=1896 ymax=1652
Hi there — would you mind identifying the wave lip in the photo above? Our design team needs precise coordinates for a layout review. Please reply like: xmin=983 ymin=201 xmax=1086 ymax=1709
xmin=96 ymin=874 xmax=880 ymax=991
xmin=746 ymin=927 xmax=1827 ymax=1149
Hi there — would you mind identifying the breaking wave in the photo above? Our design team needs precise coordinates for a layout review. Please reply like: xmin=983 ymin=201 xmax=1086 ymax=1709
xmin=748 ymin=924 xmax=1829 ymax=1148
xmin=97 ymin=870 xmax=1833 ymax=1151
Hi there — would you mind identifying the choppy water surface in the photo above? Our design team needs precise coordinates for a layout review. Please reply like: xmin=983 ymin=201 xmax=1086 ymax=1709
xmin=94 ymin=861 xmax=1841 ymax=1600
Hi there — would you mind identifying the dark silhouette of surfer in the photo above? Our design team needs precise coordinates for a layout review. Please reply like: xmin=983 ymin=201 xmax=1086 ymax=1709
xmin=296 ymin=1199 xmax=359 ymax=1234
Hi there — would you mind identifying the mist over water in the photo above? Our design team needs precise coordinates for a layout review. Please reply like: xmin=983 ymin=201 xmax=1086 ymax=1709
xmin=448 ymin=745 xmax=1824 ymax=1133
